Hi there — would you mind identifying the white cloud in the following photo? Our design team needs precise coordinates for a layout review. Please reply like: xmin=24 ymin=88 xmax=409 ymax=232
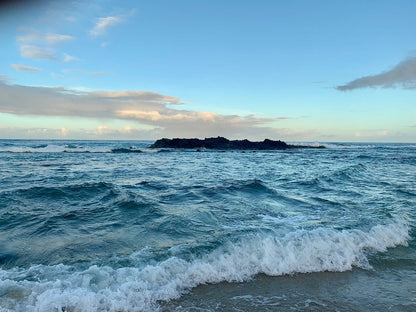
xmin=44 ymin=33 xmax=74 ymax=45
xmin=16 ymin=30 xmax=75 ymax=61
xmin=17 ymin=31 xmax=74 ymax=45
xmin=377 ymin=130 xmax=388 ymax=136
xmin=0 ymin=81 xmax=288 ymax=140
xmin=0 ymin=124 xmax=161 ymax=140
xmin=11 ymin=64 xmax=40 ymax=72
xmin=51 ymin=72 xmax=64 ymax=79
xmin=351 ymin=129 xmax=402 ymax=141
xmin=95 ymin=125 xmax=110 ymax=135
xmin=90 ymin=16 xmax=122 ymax=37
xmin=121 ymin=125 xmax=133 ymax=133
xmin=63 ymin=53 xmax=78 ymax=62
xmin=91 ymin=90 xmax=182 ymax=103
xmin=116 ymin=110 xmax=218 ymax=122
xmin=62 ymin=69 xmax=107 ymax=76
xmin=20 ymin=45 xmax=56 ymax=60
xmin=0 ymin=126 xmax=71 ymax=139
xmin=61 ymin=127 xmax=69 ymax=136
xmin=65 ymin=16 xmax=77 ymax=23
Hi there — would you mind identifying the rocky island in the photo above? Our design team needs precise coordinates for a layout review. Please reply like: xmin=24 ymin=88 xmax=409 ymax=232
xmin=149 ymin=137 xmax=325 ymax=150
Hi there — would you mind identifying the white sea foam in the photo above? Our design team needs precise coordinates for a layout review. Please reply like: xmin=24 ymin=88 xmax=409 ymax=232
xmin=0 ymin=218 xmax=410 ymax=312
xmin=289 ymin=142 xmax=379 ymax=149
xmin=292 ymin=142 xmax=416 ymax=149
xmin=230 ymin=295 xmax=285 ymax=307
xmin=0 ymin=144 xmax=112 ymax=153
xmin=0 ymin=145 xmax=158 ymax=153
xmin=258 ymin=213 xmax=318 ymax=225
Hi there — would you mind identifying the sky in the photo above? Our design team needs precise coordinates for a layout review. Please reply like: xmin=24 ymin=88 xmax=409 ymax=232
xmin=1 ymin=0 xmax=415 ymax=142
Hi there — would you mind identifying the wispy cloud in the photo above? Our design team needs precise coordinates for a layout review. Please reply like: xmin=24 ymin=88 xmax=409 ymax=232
xmin=90 ymin=16 xmax=122 ymax=37
xmin=17 ymin=30 xmax=74 ymax=45
xmin=65 ymin=16 xmax=77 ymax=23
xmin=62 ymin=69 xmax=107 ymax=76
xmin=16 ymin=29 xmax=74 ymax=61
xmin=337 ymin=55 xmax=416 ymax=91
xmin=0 ymin=81 xmax=288 ymax=140
xmin=20 ymin=45 xmax=56 ymax=60
xmin=44 ymin=33 xmax=73 ymax=45
xmin=94 ymin=125 xmax=146 ymax=136
xmin=51 ymin=72 xmax=64 ymax=79
xmin=11 ymin=64 xmax=40 ymax=72
xmin=90 ymin=90 xmax=182 ymax=103
xmin=63 ymin=53 xmax=78 ymax=62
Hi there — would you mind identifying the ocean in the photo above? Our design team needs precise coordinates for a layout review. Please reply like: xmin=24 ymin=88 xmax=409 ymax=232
xmin=0 ymin=140 xmax=414 ymax=311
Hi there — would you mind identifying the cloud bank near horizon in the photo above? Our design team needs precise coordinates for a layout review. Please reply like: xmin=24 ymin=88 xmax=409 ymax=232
xmin=0 ymin=81 xmax=288 ymax=139
xmin=337 ymin=56 xmax=416 ymax=91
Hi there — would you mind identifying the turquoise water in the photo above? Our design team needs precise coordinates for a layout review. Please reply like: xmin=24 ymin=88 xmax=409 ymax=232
xmin=0 ymin=140 xmax=415 ymax=311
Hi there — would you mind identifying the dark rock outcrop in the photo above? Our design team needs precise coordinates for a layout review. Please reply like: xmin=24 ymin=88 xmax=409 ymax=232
xmin=149 ymin=137 xmax=324 ymax=150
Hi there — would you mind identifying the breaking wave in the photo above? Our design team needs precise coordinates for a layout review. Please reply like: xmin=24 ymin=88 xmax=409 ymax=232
xmin=0 ymin=218 xmax=410 ymax=312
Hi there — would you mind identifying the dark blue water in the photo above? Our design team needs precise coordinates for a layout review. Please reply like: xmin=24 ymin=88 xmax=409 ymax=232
xmin=0 ymin=140 xmax=415 ymax=311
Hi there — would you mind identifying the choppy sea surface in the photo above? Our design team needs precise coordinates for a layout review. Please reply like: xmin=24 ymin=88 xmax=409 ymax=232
xmin=0 ymin=140 xmax=415 ymax=312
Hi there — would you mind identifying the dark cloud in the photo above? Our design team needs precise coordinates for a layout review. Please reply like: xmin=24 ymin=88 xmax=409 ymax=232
xmin=337 ymin=56 xmax=416 ymax=91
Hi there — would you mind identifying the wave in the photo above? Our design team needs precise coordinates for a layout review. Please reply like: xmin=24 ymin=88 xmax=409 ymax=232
xmin=288 ymin=142 xmax=378 ymax=149
xmin=200 ymin=179 xmax=276 ymax=198
xmin=228 ymin=179 xmax=275 ymax=194
xmin=3 ymin=182 xmax=116 ymax=198
xmin=0 ymin=144 xmax=144 ymax=153
xmin=1 ymin=142 xmax=415 ymax=153
xmin=0 ymin=144 xmax=174 ymax=154
xmin=0 ymin=144 xmax=110 ymax=153
xmin=0 ymin=218 xmax=410 ymax=312
xmin=289 ymin=142 xmax=416 ymax=149
xmin=110 ymin=148 xmax=143 ymax=153
xmin=282 ymin=163 xmax=368 ymax=193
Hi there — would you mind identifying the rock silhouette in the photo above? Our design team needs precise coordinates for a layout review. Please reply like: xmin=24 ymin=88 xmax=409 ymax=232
xmin=150 ymin=137 xmax=324 ymax=150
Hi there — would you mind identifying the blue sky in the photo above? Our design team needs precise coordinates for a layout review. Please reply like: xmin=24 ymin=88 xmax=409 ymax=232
xmin=1 ymin=0 xmax=415 ymax=142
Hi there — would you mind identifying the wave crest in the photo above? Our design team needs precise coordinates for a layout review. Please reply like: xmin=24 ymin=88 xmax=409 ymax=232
xmin=0 ymin=218 xmax=410 ymax=312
